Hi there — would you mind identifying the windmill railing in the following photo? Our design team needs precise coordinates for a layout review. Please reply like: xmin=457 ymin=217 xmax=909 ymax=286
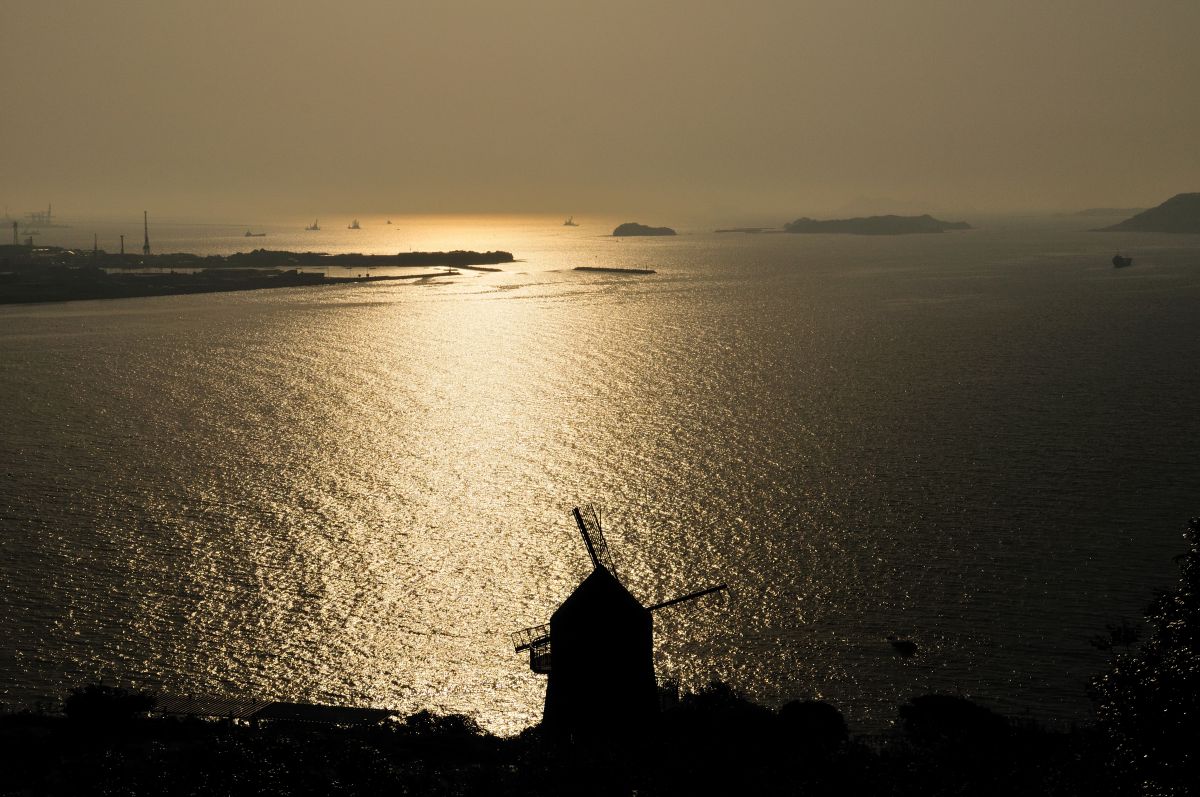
xmin=528 ymin=640 xmax=551 ymax=674
xmin=511 ymin=623 xmax=551 ymax=653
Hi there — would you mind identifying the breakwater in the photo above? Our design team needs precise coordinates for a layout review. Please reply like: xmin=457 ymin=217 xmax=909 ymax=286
xmin=573 ymin=266 xmax=657 ymax=275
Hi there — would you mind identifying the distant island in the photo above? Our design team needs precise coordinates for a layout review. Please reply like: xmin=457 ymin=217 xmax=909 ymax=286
xmin=782 ymin=214 xmax=972 ymax=235
xmin=0 ymin=246 xmax=513 ymax=304
xmin=1095 ymin=193 xmax=1200 ymax=233
xmin=612 ymin=222 xmax=676 ymax=237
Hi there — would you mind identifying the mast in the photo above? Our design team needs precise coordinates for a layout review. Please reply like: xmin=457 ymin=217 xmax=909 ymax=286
xmin=142 ymin=210 xmax=150 ymax=255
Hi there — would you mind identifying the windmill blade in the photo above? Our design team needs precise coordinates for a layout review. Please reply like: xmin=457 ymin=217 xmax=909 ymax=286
xmin=573 ymin=506 xmax=618 ymax=581
xmin=647 ymin=583 xmax=727 ymax=612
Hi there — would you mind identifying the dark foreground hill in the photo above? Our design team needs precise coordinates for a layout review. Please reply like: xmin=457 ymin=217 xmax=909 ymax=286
xmin=1097 ymin=193 xmax=1200 ymax=233
xmin=0 ymin=687 xmax=1115 ymax=797
xmin=783 ymin=214 xmax=971 ymax=235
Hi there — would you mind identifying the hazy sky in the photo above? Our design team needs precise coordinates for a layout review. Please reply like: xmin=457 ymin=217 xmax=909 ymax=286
xmin=3 ymin=0 xmax=1198 ymax=221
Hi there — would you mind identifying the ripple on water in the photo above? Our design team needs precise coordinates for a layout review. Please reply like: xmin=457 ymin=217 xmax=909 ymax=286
xmin=2 ymin=223 xmax=1199 ymax=733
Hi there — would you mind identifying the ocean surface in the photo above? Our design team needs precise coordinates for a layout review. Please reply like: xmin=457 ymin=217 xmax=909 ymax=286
xmin=2 ymin=214 xmax=1199 ymax=734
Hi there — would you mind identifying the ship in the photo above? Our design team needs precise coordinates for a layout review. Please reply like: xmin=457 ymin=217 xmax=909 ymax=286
xmin=563 ymin=216 xmax=579 ymax=227
xmin=348 ymin=219 xmax=361 ymax=230
xmin=1112 ymin=253 xmax=1133 ymax=268
xmin=305 ymin=219 xmax=320 ymax=231
xmin=244 ymin=230 xmax=267 ymax=237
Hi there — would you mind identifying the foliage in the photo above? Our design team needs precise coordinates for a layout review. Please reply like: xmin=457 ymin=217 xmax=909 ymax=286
xmin=1090 ymin=517 xmax=1200 ymax=796
xmin=2 ymin=682 xmax=1119 ymax=796
xmin=1087 ymin=620 xmax=1140 ymax=652
xmin=63 ymin=683 xmax=156 ymax=724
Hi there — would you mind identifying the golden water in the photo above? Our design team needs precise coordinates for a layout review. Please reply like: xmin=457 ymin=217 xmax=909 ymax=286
xmin=3 ymin=215 xmax=1199 ymax=732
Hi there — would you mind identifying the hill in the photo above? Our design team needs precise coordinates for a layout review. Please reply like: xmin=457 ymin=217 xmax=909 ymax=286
xmin=1097 ymin=193 xmax=1200 ymax=233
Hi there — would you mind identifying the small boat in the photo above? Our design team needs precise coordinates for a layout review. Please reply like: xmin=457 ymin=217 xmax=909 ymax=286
xmin=563 ymin=216 xmax=578 ymax=226
xmin=386 ymin=219 xmax=393 ymax=225
xmin=1112 ymin=253 xmax=1133 ymax=268
xmin=348 ymin=219 xmax=361 ymax=230
xmin=244 ymin=230 xmax=266 ymax=237
xmin=305 ymin=219 xmax=320 ymax=231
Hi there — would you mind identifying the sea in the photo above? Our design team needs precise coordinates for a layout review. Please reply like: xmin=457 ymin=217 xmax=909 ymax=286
xmin=2 ymin=213 xmax=1198 ymax=735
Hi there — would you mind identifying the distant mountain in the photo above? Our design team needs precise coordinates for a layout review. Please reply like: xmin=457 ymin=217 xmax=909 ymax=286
xmin=782 ymin=214 xmax=971 ymax=235
xmin=612 ymin=222 xmax=676 ymax=237
xmin=1096 ymin=193 xmax=1200 ymax=233
xmin=1075 ymin=207 xmax=1146 ymax=217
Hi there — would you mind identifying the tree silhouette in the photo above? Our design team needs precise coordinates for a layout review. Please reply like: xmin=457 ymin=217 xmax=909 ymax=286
xmin=1091 ymin=517 xmax=1200 ymax=796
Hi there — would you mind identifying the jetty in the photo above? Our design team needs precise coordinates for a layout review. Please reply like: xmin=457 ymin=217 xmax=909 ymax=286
xmin=573 ymin=266 xmax=656 ymax=275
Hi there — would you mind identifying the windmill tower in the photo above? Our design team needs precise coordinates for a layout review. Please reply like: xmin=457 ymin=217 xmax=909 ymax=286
xmin=512 ymin=507 xmax=726 ymax=738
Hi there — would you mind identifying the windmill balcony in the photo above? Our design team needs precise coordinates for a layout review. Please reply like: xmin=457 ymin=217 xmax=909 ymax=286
xmin=512 ymin=623 xmax=552 ymax=673
xmin=528 ymin=641 xmax=551 ymax=674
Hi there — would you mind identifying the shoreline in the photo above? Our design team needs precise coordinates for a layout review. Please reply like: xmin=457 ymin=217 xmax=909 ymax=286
xmin=0 ymin=245 xmax=510 ymax=305
xmin=0 ymin=269 xmax=462 ymax=305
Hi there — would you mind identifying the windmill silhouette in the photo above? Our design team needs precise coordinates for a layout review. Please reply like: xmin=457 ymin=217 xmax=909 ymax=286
xmin=511 ymin=506 xmax=726 ymax=737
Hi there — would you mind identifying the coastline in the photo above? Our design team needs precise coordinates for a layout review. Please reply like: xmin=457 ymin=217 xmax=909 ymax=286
xmin=0 ymin=246 xmax=510 ymax=305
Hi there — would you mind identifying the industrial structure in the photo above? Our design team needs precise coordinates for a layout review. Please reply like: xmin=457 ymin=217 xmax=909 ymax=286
xmin=26 ymin=203 xmax=53 ymax=225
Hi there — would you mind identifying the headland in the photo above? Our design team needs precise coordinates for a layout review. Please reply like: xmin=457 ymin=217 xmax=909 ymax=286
xmin=1095 ymin=193 xmax=1200 ymax=233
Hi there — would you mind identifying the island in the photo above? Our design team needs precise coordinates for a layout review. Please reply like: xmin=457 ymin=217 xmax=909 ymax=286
xmin=0 ymin=246 xmax=514 ymax=304
xmin=1095 ymin=193 xmax=1200 ymax=233
xmin=612 ymin=222 xmax=676 ymax=237
xmin=782 ymin=214 xmax=972 ymax=235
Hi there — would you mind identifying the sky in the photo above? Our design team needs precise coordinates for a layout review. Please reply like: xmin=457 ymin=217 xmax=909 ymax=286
xmin=2 ymin=0 xmax=1198 ymax=222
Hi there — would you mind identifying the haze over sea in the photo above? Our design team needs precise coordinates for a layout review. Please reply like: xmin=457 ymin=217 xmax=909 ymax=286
xmin=2 ymin=214 xmax=1198 ymax=734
